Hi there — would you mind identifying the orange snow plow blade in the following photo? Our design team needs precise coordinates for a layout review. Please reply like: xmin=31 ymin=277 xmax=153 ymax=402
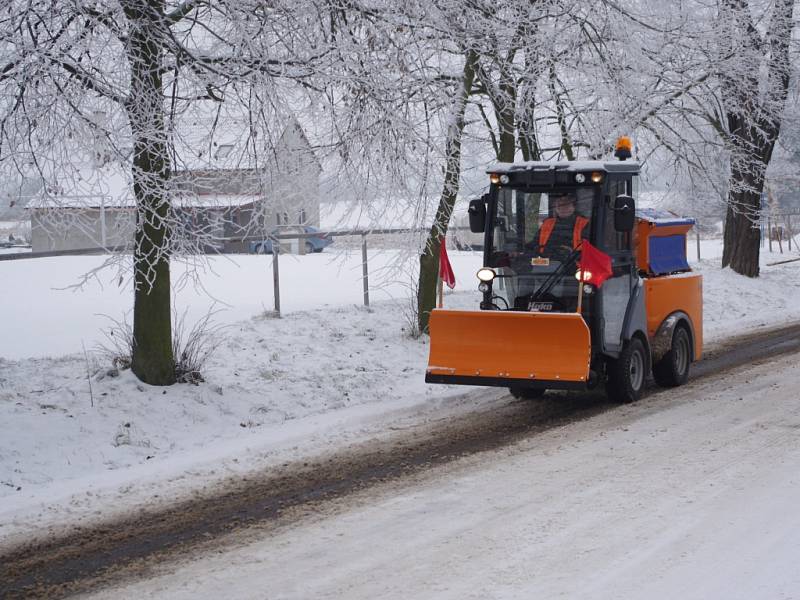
xmin=426 ymin=309 xmax=591 ymax=387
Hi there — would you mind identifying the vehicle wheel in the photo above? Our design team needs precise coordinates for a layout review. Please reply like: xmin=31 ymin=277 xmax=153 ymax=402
xmin=305 ymin=242 xmax=314 ymax=254
xmin=653 ymin=326 xmax=691 ymax=387
xmin=510 ymin=386 xmax=546 ymax=400
xmin=607 ymin=337 xmax=647 ymax=403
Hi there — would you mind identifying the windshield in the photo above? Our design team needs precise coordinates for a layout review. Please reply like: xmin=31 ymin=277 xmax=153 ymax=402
xmin=487 ymin=187 xmax=595 ymax=312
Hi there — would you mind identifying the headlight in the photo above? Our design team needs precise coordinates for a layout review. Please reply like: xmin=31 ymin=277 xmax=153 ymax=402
xmin=575 ymin=173 xmax=586 ymax=183
xmin=477 ymin=267 xmax=496 ymax=282
xmin=478 ymin=282 xmax=490 ymax=293
xmin=499 ymin=174 xmax=510 ymax=184
xmin=575 ymin=270 xmax=592 ymax=282
xmin=591 ymin=171 xmax=604 ymax=183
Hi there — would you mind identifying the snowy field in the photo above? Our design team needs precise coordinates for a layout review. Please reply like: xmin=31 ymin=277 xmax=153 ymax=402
xmin=2 ymin=239 xmax=800 ymax=550
xmin=0 ymin=248 xmax=446 ymax=359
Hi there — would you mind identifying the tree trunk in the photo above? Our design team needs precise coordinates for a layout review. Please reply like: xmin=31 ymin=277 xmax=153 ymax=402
xmin=477 ymin=57 xmax=517 ymax=164
xmin=124 ymin=0 xmax=176 ymax=385
xmin=719 ymin=0 xmax=794 ymax=278
xmin=549 ymin=62 xmax=575 ymax=160
xmin=417 ymin=50 xmax=478 ymax=334
xmin=518 ymin=44 xmax=542 ymax=162
xmin=721 ymin=184 xmax=761 ymax=277
xmin=495 ymin=67 xmax=516 ymax=164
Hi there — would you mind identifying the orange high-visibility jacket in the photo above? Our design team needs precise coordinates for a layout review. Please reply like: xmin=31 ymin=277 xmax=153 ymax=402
xmin=538 ymin=216 xmax=589 ymax=255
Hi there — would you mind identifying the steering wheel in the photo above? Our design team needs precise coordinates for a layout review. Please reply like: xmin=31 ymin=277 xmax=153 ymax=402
xmin=509 ymin=251 xmax=534 ymax=271
xmin=548 ymin=245 xmax=574 ymax=264
xmin=491 ymin=251 xmax=512 ymax=268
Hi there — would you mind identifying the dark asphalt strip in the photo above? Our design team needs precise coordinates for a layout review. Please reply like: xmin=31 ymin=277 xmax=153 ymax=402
xmin=691 ymin=323 xmax=800 ymax=378
xmin=1 ymin=323 xmax=799 ymax=599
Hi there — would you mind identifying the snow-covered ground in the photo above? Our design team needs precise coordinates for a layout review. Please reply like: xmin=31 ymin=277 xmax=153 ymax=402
xmin=0 ymin=249 xmax=441 ymax=360
xmin=84 ymin=352 xmax=800 ymax=600
xmin=1 ymin=239 xmax=800 ymax=551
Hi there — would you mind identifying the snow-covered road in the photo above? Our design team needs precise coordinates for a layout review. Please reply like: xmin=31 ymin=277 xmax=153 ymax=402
xmin=88 ymin=352 xmax=800 ymax=600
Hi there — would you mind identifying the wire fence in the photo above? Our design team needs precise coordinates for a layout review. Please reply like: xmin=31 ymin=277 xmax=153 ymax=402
xmin=662 ymin=209 xmax=799 ymax=262
xmin=3 ymin=210 xmax=798 ymax=314
xmin=249 ymin=228 xmax=433 ymax=315
xmin=760 ymin=210 xmax=799 ymax=254
xmin=0 ymin=227 xmax=471 ymax=316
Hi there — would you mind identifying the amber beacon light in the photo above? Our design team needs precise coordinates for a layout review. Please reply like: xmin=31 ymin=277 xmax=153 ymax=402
xmin=614 ymin=136 xmax=633 ymax=160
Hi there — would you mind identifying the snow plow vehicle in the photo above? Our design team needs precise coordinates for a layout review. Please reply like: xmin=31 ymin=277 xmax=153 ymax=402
xmin=425 ymin=138 xmax=702 ymax=403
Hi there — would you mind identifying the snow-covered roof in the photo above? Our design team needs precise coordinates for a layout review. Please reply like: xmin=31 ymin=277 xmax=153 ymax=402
xmin=636 ymin=207 xmax=695 ymax=226
xmin=28 ymin=193 xmax=260 ymax=210
xmin=25 ymin=116 xmax=319 ymax=212
xmin=26 ymin=163 xmax=264 ymax=210
xmin=176 ymin=194 xmax=261 ymax=208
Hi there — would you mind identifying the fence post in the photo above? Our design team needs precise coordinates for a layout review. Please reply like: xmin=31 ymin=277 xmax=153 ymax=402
xmin=768 ymin=215 xmax=773 ymax=252
xmin=361 ymin=233 xmax=370 ymax=307
xmin=272 ymin=238 xmax=281 ymax=316
xmin=787 ymin=215 xmax=793 ymax=252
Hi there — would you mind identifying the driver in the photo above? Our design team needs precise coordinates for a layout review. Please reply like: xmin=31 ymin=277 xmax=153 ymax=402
xmin=536 ymin=193 xmax=589 ymax=260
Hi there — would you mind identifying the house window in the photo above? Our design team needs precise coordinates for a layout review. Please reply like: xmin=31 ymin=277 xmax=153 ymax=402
xmin=215 ymin=144 xmax=234 ymax=160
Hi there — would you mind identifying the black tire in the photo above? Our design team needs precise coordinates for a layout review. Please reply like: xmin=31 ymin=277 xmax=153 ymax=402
xmin=607 ymin=337 xmax=647 ymax=403
xmin=510 ymin=386 xmax=546 ymax=400
xmin=653 ymin=326 xmax=691 ymax=387
xmin=305 ymin=242 xmax=314 ymax=254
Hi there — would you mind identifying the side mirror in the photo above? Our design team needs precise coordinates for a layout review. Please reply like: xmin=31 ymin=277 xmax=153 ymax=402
xmin=614 ymin=194 xmax=635 ymax=232
xmin=468 ymin=197 xmax=486 ymax=233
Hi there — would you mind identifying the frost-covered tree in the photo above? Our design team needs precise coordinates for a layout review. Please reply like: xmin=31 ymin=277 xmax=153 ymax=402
xmin=596 ymin=0 xmax=796 ymax=276
xmin=715 ymin=0 xmax=795 ymax=276
xmin=1 ymin=1 xmax=343 ymax=383
xmin=0 ymin=1 xmax=440 ymax=382
xmin=415 ymin=0 xmax=644 ymax=333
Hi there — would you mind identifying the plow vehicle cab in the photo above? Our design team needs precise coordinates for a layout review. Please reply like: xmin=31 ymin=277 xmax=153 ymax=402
xmin=426 ymin=140 xmax=702 ymax=403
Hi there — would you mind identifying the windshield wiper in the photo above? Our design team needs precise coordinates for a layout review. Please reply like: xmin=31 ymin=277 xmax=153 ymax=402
xmin=527 ymin=246 xmax=581 ymax=307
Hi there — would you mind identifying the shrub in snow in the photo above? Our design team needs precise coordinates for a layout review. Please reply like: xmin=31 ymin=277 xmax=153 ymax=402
xmin=98 ymin=309 xmax=225 ymax=385
xmin=97 ymin=315 xmax=134 ymax=376
xmin=172 ymin=309 xmax=226 ymax=385
xmin=401 ymin=276 xmax=422 ymax=339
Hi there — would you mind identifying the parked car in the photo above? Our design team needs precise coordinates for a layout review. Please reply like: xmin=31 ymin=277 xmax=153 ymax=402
xmin=249 ymin=226 xmax=333 ymax=254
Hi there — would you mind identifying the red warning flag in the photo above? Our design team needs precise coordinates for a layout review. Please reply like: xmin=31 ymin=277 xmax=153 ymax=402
xmin=439 ymin=237 xmax=456 ymax=289
xmin=578 ymin=240 xmax=613 ymax=288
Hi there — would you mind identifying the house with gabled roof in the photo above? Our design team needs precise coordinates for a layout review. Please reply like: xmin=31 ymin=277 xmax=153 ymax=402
xmin=27 ymin=119 xmax=321 ymax=253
